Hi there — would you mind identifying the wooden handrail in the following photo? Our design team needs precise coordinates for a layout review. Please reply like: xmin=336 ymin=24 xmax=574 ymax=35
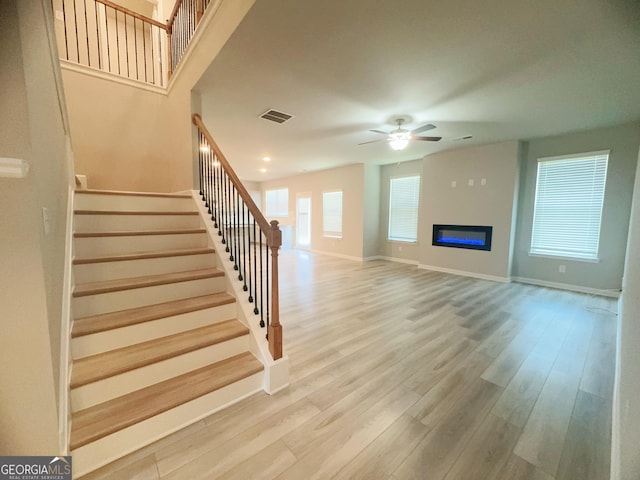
xmin=192 ymin=114 xmax=283 ymax=360
xmin=192 ymin=114 xmax=272 ymax=236
xmin=95 ymin=0 xmax=167 ymax=30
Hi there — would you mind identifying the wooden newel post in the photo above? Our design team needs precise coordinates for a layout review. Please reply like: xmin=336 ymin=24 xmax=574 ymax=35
xmin=268 ymin=220 xmax=283 ymax=360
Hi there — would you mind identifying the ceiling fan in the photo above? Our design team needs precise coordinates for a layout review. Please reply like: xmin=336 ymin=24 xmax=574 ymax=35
xmin=358 ymin=118 xmax=442 ymax=150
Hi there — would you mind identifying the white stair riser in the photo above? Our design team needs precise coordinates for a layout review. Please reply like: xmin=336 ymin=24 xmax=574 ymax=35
xmin=71 ymin=335 xmax=250 ymax=411
xmin=74 ymin=214 xmax=201 ymax=233
xmin=73 ymin=277 xmax=226 ymax=317
xmin=71 ymin=372 xmax=263 ymax=478
xmin=72 ymin=303 xmax=237 ymax=358
xmin=75 ymin=193 xmax=196 ymax=212
xmin=74 ymin=233 xmax=209 ymax=257
xmin=74 ymin=253 xmax=217 ymax=284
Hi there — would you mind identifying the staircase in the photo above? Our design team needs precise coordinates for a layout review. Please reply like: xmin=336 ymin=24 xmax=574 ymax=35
xmin=70 ymin=189 xmax=264 ymax=476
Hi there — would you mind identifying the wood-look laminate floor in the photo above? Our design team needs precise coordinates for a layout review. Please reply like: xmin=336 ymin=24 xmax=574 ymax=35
xmin=82 ymin=251 xmax=617 ymax=480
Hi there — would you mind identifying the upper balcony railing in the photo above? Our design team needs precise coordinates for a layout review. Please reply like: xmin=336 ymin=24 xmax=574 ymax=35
xmin=52 ymin=0 xmax=213 ymax=87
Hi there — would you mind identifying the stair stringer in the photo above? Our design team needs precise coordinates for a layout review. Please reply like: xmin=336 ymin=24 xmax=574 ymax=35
xmin=190 ymin=190 xmax=290 ymax=394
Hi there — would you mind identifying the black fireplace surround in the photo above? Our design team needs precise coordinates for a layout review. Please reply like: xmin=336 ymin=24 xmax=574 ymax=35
xmin=432 ymin=224 xmax=493 ymax=251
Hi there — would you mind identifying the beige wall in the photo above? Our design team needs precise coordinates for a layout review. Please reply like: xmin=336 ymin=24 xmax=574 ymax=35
xmin=363 ymin=164 xmax=381 ymax=259
xmin=61 ymin=0 xmax=256 ymax=192
xmin=378 ymin=159 xmax=423 ymax=263
xmin=513 ymin=123 xmax=640 ymax=291
xmin=0 ymin=0 xmax=73 ymax=454
xmin=419 ymin=141 xmax=520 ymax=280
xmin=615 ymin=148 xmax=640 ymax=480
xmin=260 ymin=164 xmax=366 ymax=259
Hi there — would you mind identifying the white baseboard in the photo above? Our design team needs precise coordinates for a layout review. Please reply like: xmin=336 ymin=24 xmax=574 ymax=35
xmin=418 ymin=264 xmax=510 ymax=283
xmin=310 ymin=249 xmax=363 ymax=262
xmin=512 ymin=276 xmax=621 ymax=298
xmin=610 ymin=293 xmax=623 ymax=480
xmin=366 ymin=255 xmax=419 ymax=266
xmin=59 ymin=183 xmax=75 ymax=454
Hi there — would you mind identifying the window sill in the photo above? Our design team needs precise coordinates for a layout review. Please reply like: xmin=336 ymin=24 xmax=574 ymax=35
xmin=388 ymin=239 xmax=418 ymax=244
xmin=528 ymin=252 xmax=600 ymax=264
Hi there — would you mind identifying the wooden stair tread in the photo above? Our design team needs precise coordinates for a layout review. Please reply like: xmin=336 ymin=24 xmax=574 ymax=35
xmin=74 ymin=210 xmax=199 ymax=216
xmin=70 ymin=319 xmax=249 ymax=388
xmin=72 ymin=292 xmax=236 ymax=337
xmin=74 ymin=228 xmax=205 ymax=238
xmin=70 ymin=352 xmax=263 ymax=450
xmin=73 ymin=268 xmax=223 ymax=297
xmin=73 ymin=247 xmax=215 ymax=265
xmin=76 ymin=189 xmax=192 ymax=198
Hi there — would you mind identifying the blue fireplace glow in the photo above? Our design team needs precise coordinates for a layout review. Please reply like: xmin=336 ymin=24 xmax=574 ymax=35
xmin=432 ymin=225 xmax=493 ymax=251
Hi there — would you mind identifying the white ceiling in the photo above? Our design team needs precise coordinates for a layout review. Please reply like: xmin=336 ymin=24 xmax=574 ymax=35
xmin=194 ymin=0 xmax=640 ymax=182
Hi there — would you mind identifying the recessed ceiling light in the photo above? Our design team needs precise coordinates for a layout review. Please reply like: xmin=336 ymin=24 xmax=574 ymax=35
xmin=263 ymin=157 xmax=271 ymax=162
xmin=259 ymin=168 xmax=267 ymax=173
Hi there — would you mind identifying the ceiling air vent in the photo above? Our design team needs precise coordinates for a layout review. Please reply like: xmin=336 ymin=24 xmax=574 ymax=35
xmin=260 ymin=109 xmax=294 ymax=124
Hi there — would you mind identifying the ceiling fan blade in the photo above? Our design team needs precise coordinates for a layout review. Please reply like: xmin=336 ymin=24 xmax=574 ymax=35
xmin=358 ymin=139 xmax=386 ymax=145
xmin=411 ymin=123 xmax=436 ymax=134
xmin=412 ymin=135 xmax=442 ymax=142
xmin=369 ymin=129 xmax=389 ymax=135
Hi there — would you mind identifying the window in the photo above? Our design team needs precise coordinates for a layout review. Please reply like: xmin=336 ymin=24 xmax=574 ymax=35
xmin=264 ymin=188 xmax=288 ymax=217
xmin=323 ymin=191 xmax=343 ymax=238
xmin=530 ymin=150 xmax=609 ymax=261
xmin=388 ymin=175 xmax=420 ymax=242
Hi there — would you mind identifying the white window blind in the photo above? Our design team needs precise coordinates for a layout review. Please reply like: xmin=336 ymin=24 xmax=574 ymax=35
xmin=265 ymin=188 xmax=288 ymax=217
xmin=530 ymin=150 xmax=609 ymax=260
xmin=323 ymin=191 xmax=343 ymax=238
xmin=388 ymin=175 xmax=420 ymax=242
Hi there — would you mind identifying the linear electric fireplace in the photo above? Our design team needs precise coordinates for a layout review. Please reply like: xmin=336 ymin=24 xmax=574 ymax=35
xmin=432 ymin=224 xmax=493 ymax=251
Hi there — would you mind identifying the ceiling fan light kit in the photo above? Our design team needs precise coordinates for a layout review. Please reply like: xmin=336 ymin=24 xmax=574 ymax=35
xmin=358 ymin=117 xmax=442 ymax=150
xmin=389 ymin=131 xmax=411 ymax=150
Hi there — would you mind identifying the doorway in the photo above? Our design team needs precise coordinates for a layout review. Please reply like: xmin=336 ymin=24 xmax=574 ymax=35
xmin=296 ymin=194 xmax=311 ymax=249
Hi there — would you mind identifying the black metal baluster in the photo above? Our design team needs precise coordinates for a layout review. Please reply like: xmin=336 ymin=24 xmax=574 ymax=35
xmin=211 ymin=154 xmax=217 ymax=228
xmin=208 ymin=151 xmax=214 ymax=220
xmin=62 ymin=0 xmax=69 ymax=60
xmin=252 ymin=219 xmax=257 ymax=310
xmin=204 ymin=145 xmax=210 ymax=212
xmin=72 ymin=0 xmax=79 ymax=63
xmin=245 ymin=206 xmax=251 ymax=293
xmin=133 ymin=18 xmax=139 ymax=80
xmin=216 ymin=160 xmax=222 ymax=236
xmin=237 ymin=193 xmax=244 ymax=281
xmin=236 ymin=190 xmax=241 ymax=274
xmin=242 ymin=204 xmax=249 ymax=291
xmin=265 ymin=238 xmax=270 ymax=333
xmin=94 ymin=1 xmax=101 ymax=69
xmin=228 ymin=182 xmax=234 ymax=260
xmin=205 ymin=144 xmax=211 ymax=212
xmin=213 ymin=155 xmax=220 ymax=225
xmin=105 ymin=6 xmax=111 ymax=73
xmin=83 ymin=0 xmax=90 ymax=66
xmin=142 ymin=20 xmax=147 ymax=82
xmin=150 ymin=25 xmax=155 ymax=85
xmin=211 ymin=154 xmax=220 ymax=223
xmin=230 ymin=185 xmax=236 ymax=264
xmin=259 ymin=232 xmax=264 ymax=327
xmin=198 ymin=133 xmax=204 ymax=198
xmin=124 ymin=14 xmax=130 ymax=77
xmin=115 ymin=10 xmax=121 ymax=74
xmin=221 ymin=171 xmax=227 ymax=246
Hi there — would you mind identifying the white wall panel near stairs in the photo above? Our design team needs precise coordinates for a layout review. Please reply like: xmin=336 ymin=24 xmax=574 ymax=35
xmin=70 ymin=190 xmax=264 ymax=477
